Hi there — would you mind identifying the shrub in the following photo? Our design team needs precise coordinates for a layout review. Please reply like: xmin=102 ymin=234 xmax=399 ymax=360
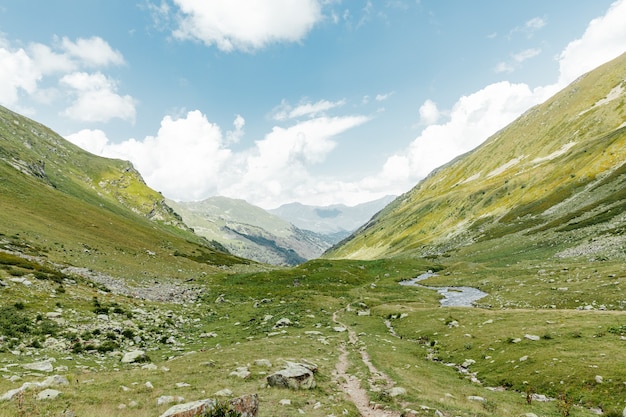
xmin=200 ymin=401 xmax=242 ymax=417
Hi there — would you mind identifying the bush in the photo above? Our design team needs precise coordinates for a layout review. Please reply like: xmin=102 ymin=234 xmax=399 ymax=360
xmin=201 ymin=401 xmax=242 ymax=417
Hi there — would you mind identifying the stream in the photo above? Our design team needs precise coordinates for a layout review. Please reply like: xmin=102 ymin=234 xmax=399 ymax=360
xmin=399 ymin=272 xmax=488 ymax=307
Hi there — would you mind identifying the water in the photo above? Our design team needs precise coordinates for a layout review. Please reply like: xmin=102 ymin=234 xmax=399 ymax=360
xmin=399 ymin=272 xmax=488 ymax=307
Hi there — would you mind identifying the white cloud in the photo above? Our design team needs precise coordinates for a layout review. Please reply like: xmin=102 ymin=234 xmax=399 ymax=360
xmin=0 ymin=35 xmax=131 ymax=122
xmin=60 ymin=72 xmax=136 ymax=123
xmin=66 ymin=110 xmax=368 ymax=206
xmin=375 ymin=92 xmax=394 ymax=101
xmin=495 ymin=48 xmax=541 ymax=74
xmin=170 ymin=0 xmax=323 ymax=52
xmin=525 ymin=17 xmax=546 ymax=31
xmin=273 ymin=98 xmax=346 ymax=121
xmin=418 ymin=99 xmax=440 ymax=125
xmin=513 ymin=48 xmax=541 ymax=63
xmin=556 ymin=0 xmax=626 ymax=87
xmin=0 ymin=46 xmax=40 ymax=106
xmin=59 ymin=36 xmax=125 ymax=67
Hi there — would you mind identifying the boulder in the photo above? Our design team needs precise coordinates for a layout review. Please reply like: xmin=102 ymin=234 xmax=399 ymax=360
xmin=23 ymin=359 xmax=55 ymax=372
xmin=267 ymin=361 xmax=317 ymax=390
xmin=121 ymin=350 xmax=147 ymax=363
xmin=37 ymin=389 xmax=61 ymax=400
xmin=159 ymin=394 xmax=258 ymax=417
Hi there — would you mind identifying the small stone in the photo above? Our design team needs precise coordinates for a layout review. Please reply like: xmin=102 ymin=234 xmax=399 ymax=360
xmin=519 ymin=356 xmax=528 ymax=362
xmin=524 ymin=334 xmax=540 ymax=341
xmin=279 ymin=399 xmax=291 ymax=406
xmin=467 ymin=396 xmax=485 ymax=402
xmin=215 ymin=389 xmax=233 ymax=397
xmin=23 ymin=359 xmax=55 ymax=373
xmin=229 ymin=367 xmax=251 ymax=379
xmin=333 ymin=327 xmax=347 ymax=332
xmin=175 ymin=382 xmax=191 ymax=388
xmin=595 ymin=375 xmax=603 ymax=384
xmin=386 ymin=387 xmax=407 ymax=397
xmin=462 ymin=359 xmax=475 ymax=368
xmin=145 ymin=381 xmax=154 ymax=389
xmin=142 ymin=363 xmax=158 ymax=370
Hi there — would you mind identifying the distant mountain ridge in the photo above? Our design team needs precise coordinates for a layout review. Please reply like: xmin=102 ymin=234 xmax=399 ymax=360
xmin=326 ymin=52 xmax=626 ymax=261
xmin=168 ymin=197 xmax=335 ymax=266
xmin=269 ymin=196 xmax=396 ymax=235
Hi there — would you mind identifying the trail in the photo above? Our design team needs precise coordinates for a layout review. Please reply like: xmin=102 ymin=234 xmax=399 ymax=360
xmin=332 ymin=310 xmax=402 ymax=417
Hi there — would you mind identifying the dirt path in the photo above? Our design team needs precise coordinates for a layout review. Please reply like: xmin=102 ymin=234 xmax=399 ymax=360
xmin=332 ymin=310 xmax=402 ymax=417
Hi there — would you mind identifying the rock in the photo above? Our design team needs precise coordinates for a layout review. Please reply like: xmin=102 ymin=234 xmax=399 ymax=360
xmin=267 ymin=361 xmax=316 ymax=390
xmin=386 ymin=387 xmax=407 ymax=397
xmin=279 ymin=399 xmax=291 ymax=405
xmin=595 ymin=375 xmax=603 ymax=384
xmin=159 ymin=394 xmax=258 ymax=417
xmin=467 ymin=395 xmax=485 ymax=402
xmin=23 ymin=359 xmax=55 ymax=372
xmin=157 ymin=395 xmax=185 ymax=405
xmin=159 ymin=400 xmax=214 ymax=417
xmin=37 ymin=389 xmax=61 ymax=400
xmin=215 ymin=389 xmax=233 ymax=397
xmin=448 ymin=320 xmax=459 ymax=328
xmin=254 ymin=359 xmax=272 ymax=368
xmin=176 ymin=382 xmax=191 ymax=388
xmin=42 ymin=375 xmax=69 ymax=387
xmin=121 ymin=350 xmax=147 ymax=363
xmin=145 ymin=381 xmax=154 ymax=389
xmin=519 ymin=355 xmax=528 ymax=362
xmin=333 ymin=326 xmax=347 ymax=332
xmin=524 ymin=334 xmax=540 ymax=341
xmin=46 ymin=312 xmax=62 ymax=319
xmin=0 ymin=388 xmax=23 ymax=401
xmin=622 ymin=406 xmax=626 ymax=417
xmin=230 ymin=367 xmax=251 ymax=379
xmin=275 ymin=318 xmax=292 ymax=327
xmin=142 ymin=363 xmax=158 ymax=371
xmin=525 ymin=413 xmax=539 ymax=417
xmin=461 ymin=359 xmax=475 ymax=368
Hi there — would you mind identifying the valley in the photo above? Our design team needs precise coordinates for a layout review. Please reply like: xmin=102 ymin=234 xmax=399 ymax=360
xmin=1 ymin=49 xmax=626 ymax=417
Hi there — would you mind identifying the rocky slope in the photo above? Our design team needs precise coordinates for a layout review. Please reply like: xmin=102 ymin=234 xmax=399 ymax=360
xmin=327 ymin=52 xmax=626 ymax=261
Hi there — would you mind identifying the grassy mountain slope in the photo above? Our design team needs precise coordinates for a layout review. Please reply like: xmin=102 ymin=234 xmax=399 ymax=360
xmin=327 ymin=52 xmax=626 ymax=261
xmin=0 ymin=105 xmax=249 ymax=281
xmin=168 ymin=196 xmax=333 ymax=265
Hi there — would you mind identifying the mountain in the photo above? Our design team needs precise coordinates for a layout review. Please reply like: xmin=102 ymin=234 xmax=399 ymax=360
xmin=327 ymin=52 xmax=626 ymax=261
xmin=168 ymin=196 xmax=334 ymax=265
xmin=269 ymin=195 xmax=396 ymax=236
xmin=0 ymin=104 xmax=248 ymax=281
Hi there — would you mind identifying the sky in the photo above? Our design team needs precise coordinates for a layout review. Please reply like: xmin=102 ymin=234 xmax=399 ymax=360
xmin=1 ymin=1 xmax=626 ymax=209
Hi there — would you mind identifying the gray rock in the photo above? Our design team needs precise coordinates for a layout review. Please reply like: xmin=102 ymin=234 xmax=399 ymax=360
xmin=157 ymin=395 xmax=185 ymax=405
xmin=23 ymin=359 xmax=55 ymax=372
xmin=467 ymin=395 xmax=486 ymax=402
xmin=524 ymin=334 xmax=540 ymax=341
xmin=159 ymin=394 xmax=258 ymax=417
xmin=37 ymin=389 xmax=61 ymax=400
xmin=215 ymin=388 xmax=233 ymax=397
xmin=230 ymin=367 xmax=251 ymax=379
xmin=121 ymin=350 xmax=147 ymax=363
xmin=386 ymin=387 xmax=407 ymax=397
xmin=0 ymin=388 xmax=23 ymax=401
xmin=622 ymin=406 xmax=626 ymax=417
xmin=42 ymin=375 xmax=69 ymax=387
xmin=254 ymin=359 xmax=272 ymax=368
xmin=267 ymin=361 xmax=317 ymax=390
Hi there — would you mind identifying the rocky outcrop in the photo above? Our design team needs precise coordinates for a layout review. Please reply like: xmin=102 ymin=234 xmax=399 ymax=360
xmin=159 ymin=394 xmax=258 ymax=417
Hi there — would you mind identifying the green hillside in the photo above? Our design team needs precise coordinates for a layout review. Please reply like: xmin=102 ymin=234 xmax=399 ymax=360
xmin=327 ymin=52 xmax=626 ymax=262
xmin=0 ymin=105 xmax=248 ymax=281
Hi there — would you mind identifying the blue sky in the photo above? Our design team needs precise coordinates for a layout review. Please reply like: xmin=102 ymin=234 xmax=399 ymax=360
xmin=1 ymin=1 xmax=626 ymax=208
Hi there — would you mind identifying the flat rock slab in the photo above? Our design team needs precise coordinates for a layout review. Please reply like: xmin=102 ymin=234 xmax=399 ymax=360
xmin=159 ymin=394 xmax=258 ymax=417
xmin=267 ymin=362 xmax=317 ymax=390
